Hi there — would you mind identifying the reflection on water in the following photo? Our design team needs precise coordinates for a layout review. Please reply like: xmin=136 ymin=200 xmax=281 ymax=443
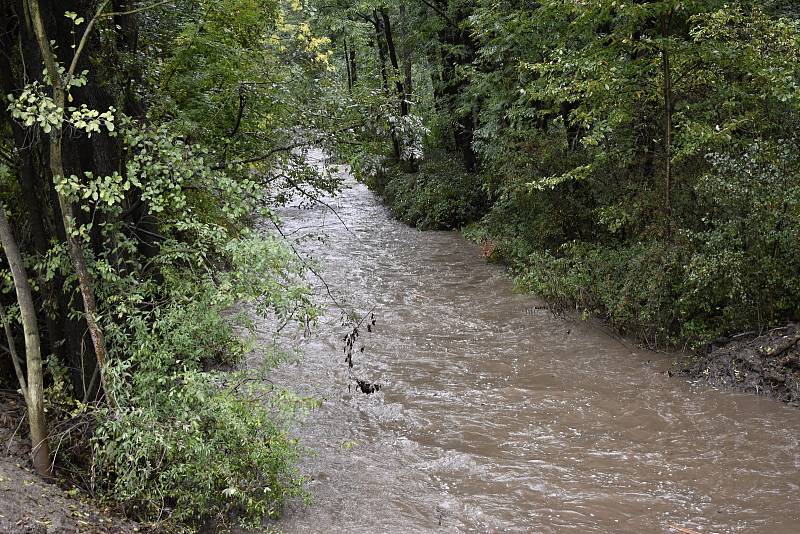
xmin=261 ymin=153 xmax=800 ymax=533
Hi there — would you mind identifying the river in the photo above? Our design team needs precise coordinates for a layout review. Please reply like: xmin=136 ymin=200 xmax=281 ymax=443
xmin=259 ymin=152 xmax=800 ymax=533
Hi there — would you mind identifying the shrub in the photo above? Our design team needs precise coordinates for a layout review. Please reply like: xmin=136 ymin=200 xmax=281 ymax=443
xmin=513 ymin=240 xmax=687 ymax=346
xmin=93 ymin=367 xmax=305 ymax=524
xmin=366 ymin=157 xmax=488 ymax=230
xmin=88 ymin=232 xmax=317 ymax=526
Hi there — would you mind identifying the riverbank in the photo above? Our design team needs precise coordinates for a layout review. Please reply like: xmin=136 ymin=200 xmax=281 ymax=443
xmin=365 ymin=159 xmax=800 ymax=407
xmin=0 ymin=395 xmax=141 ymax=533
xmin=680 ymin=325 xmax=800 ymax=406
xmin=257 ymin=170 xmax=800 ymax=532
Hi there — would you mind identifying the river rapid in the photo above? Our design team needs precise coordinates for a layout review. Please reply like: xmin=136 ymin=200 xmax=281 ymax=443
xmin=258 ymin=153 xmax=800 ymax=533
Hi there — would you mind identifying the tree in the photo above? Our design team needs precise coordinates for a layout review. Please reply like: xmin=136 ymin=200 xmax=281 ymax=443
xmin=25 ymin=0 xmax=114 ymax=403
xmin=0 ymin=205 xmax=50 ymax=477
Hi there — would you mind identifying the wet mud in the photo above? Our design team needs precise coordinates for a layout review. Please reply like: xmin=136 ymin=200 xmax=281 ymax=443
xmin=682 ymin=325 xmax=800 ymax=406
xmin=0 ymin=395 xmax=139 ymax=533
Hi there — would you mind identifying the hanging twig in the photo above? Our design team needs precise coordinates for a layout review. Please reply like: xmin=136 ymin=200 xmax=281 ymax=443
xmin=267 ymin=217 xmax=343 ymax=310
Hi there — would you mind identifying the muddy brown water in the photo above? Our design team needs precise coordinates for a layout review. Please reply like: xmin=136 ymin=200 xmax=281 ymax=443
xmin=259 ymin=154 xmax=800 ymax=533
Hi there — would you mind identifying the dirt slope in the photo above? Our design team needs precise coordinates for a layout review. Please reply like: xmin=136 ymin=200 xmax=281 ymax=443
xmin=0 ymin=397 xmax=140 ymax=534
xmin=681 ymin=324 xmax=800 ymax=406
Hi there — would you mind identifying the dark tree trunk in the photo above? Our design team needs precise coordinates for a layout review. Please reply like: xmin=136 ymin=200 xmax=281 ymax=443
xmin=380 ymin=9 xmax=408 ymax=117
xmin=344 ymin=37 xmax=353 ymax=92
xmin=431 ymin=1 xmax=478 ymax=171
xmin=349 ymin=43 xmax=357 ymax=85
xmin=399 ymin=4 xmax=413 ymax=108
xmin=0 ymin=9 xmax=91 ymax=396
xmin=372 ymin=11 xmax=401 ymax=160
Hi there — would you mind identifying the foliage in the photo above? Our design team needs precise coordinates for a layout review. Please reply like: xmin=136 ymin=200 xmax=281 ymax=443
xmin=93 ymin=288 xmax=308 ymax=524
xmin=78 ymin=119 xmax=317 ymax=524
xmin=0 ymin=0 xmax=339 ymax=527
xmin=680 ymin=142 xmax=800 ymax=342
xmin=327 ymin=0 xmax=800 ymax=348
xmin=2 ymin=0 xmax=800 ymax=527
xmin=368 ymin=157 xmax=487 ymax=230
xmin=94 ymin=375 xmax=304 ymax=524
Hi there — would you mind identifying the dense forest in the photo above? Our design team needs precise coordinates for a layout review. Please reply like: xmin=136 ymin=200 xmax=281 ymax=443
xmin=0 ymin=0 xmax=799 ymax=529
xmin=348 ymin=0 xmax=800 ymax=349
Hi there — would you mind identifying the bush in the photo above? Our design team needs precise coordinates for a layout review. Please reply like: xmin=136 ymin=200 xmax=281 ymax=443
xmin=93 ymin=368 xmax=304 ymax=525
xmin=88 ymin=232 xmax=317 ymax=526
xmin=679 ymin=142 xmax=800 ymax=341
xmin=475 ymin=142 xmax=800 ymax=349
xmin=366 ymin=157 xmax=488 ymax=230
xmin=513 ymin=240 xmax=688 ymax=346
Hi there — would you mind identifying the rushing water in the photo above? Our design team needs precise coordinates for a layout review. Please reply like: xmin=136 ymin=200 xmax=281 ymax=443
xmin=259 ymin=154 xmax=800 ymax=533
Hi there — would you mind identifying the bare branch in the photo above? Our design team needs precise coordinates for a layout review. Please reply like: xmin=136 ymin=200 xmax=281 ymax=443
xmin=66 ymin=1 xmax=111 ymax=85
xmin=267 ymin=217 xmax=344 ymax=310
xmin=214 ymin=141 xmax=310 ymax=170
xmin=417 ymin=0 xmax=458 ymax=28
xmin=101 ymin=0 xmax=174 ymax=18
xmin=67 ymin=1 xmax=175 ymax=85
xmin=0 ymin=301 xmax=29 ymax=405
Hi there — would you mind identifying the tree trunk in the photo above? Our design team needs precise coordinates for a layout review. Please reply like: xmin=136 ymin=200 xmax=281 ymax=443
xmin=399 ymin=4 xmax=413 ymax=109
xmin=432 ymin=6 xmax=478 ymax=171
xmin=380 ymin=9 xmax=408 ymax=117
xmin=27 ymin=0 xmax=113 ymax=406
xmin=349 ymin=43 xmax=357 ymax=85
xmin=11 ymin=126 xmax=67 ymax=359
xmin=372 ymin=13 xmax=390 ymax=94
xmin=0 ymin=300 xmax=29 ymax=405
xmin=661 ymin=13 xmax=673 ymax=237
xmin=0 ymin=20 xmax=68 ymax=373
xmin=0 ymin=206 xmax=51 ymax=478
xmin=344 ymin=37 xmax=353 ymax=93
xmin=372 ymin=11 xmax=401 ymax=160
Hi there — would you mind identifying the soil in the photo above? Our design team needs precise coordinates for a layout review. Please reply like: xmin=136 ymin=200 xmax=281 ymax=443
xmin=680 ymin=324 xmax=800 ymax=406
xmin=0 ymin=394 xmax=142 ymax=533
